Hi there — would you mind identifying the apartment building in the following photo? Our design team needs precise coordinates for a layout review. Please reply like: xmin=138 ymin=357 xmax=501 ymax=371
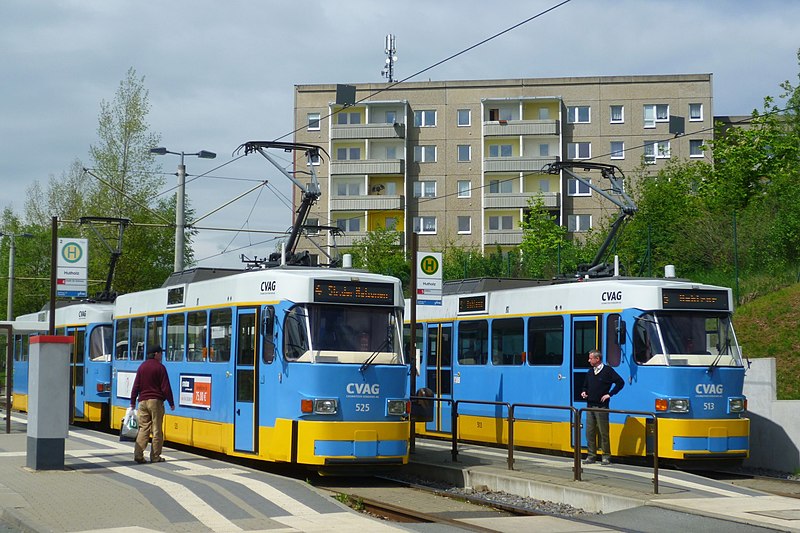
xmin=293 ymin=74 xmax=713 ymax=261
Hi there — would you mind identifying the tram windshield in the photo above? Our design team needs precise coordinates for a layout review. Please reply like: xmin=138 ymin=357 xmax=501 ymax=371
xmin=633 ymin=311 xmax=743 ymax=367
xmin=284 ymin=303 xmax=405 ymax=364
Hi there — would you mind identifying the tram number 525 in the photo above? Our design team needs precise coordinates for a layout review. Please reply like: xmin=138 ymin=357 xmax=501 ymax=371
xmin=356 ymin=403 xmax=370 ymax=412
xmin=703 ymin=402 xmax=715 ymax=411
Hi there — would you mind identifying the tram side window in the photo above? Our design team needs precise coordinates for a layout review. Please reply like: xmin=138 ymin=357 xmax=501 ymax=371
xmin=527 ymin=316 xmax=564 ymax=365
xmin=209 ymin=308 xmax=232 ymax=362
xmin=491 ymin=318 xmax=524 ymax=366
xmin=146 ymin=315 xmax=164 ymax=357
xmin=14 ymin=335 xmax=30 ymax=361
xmin=605 ymin=314 xmax=622 ymax=367
xmin=130 ymin=317 xmax=146 ymax=361
xmin=89 ymin=326 xmax=113 ymax=361
xmin=72 ymin=329 xmax=85 ymax=387
xmin=457 ymin=320 xmax=488 ymax=365
xmin=262 ymin=307 xmax=275 ymax=364
xmin=284 ymin=306 xmax=309 ymax=361
xmin=237 ymin=311 xmax=256 ymax=366
xmin=166 ymin=313 xmax=185 ymax=361
xmin=187 ymin=311 xmax=207 ymax=362
xmin=633 ymin=315 xmax=660 ymax=364
xmin=115 ymin=320 xmax=130 ymax=360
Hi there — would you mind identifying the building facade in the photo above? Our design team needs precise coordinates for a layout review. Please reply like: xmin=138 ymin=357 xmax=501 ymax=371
xmin=293 ymin=74 xmax=713 ymax=262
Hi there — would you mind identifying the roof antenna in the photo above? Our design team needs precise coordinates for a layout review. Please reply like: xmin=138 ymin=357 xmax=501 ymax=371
xmin=381 ymin=34 xmax=397 ymax=82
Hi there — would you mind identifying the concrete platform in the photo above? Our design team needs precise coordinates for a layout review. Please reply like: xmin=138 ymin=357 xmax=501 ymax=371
xmin=406 ymin=438 xmax=800 ymax=532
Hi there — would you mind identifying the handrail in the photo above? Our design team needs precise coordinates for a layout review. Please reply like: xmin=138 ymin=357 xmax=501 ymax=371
xmin=579 ymin=407 xmax=659 ymax=494
xmin=410 ymin=394 xmax=661 ymax=494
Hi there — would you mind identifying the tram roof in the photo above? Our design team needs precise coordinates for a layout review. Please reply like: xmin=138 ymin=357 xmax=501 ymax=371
xmin=161 ymin=267 xmax=244 ymax=287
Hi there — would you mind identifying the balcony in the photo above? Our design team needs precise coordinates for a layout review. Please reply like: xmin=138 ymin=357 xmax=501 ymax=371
xmin=330 ymin=159 xmax=404 ymax=175
xmin=485 ymin=230 xmax=523 ymax=246
xmin=484 ymin=156 xmax=558 ymax=173
xmin=330 ymin=195 xmax=405 ymax=211
xmin=484 ymin=192 xmax=560 ymax=209
xmin=331 ymin=122 xmax=405 ymax=140
xmin=483 ymin=119 xmax=559 ymax=137
xmin=334 ymin=231 xmax=405 ymax=247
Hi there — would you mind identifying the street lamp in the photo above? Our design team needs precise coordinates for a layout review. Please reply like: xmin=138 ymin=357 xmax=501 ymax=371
xmin=0 ymin=232 xmax=34 ymax=321
xmin=150 ymin=147 xmax=216 ymax=272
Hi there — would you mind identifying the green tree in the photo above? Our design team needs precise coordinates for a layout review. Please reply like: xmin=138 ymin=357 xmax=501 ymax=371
xmin=348 ymin=227 xmax=409 ymax=288
xmin=519 ymin=196 xmax=578 ymax=278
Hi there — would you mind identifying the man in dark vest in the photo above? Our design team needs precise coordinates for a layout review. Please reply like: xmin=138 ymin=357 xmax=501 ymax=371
xmin=581 ymin=349 xmax=624 ymax=465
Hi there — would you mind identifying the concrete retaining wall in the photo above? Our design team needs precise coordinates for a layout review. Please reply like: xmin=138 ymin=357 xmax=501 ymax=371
xmin=742 ymin=358 xmax=800 ymax=473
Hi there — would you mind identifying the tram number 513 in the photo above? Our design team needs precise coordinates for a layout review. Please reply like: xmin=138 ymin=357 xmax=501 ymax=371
xmin=703 ymin=402 xmax=715 ymax=411
xmin=356 ymin=403 xmax=370 ymax=412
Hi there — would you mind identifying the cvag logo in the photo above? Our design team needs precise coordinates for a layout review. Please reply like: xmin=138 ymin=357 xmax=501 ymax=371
xmin=260 ymin=280 xmax=277 ymax=293
xmin=601 ymin=290 xmax=623 ymax=303
xmin=696 ymin=383 xmax=723 ymax=395
xmin=347 ymin=383 xmax=380 ymax=395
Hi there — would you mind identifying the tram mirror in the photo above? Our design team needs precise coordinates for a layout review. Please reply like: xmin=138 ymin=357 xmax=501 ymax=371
xmin=617 ymin=321 xmax=627 ymax=346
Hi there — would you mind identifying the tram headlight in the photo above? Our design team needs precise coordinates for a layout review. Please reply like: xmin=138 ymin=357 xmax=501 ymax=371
xmin=728 ymin=397 xmax=746 ymax=413
xmin=301 ymin=398 xmax=338 ymax=414
xmin=655 ymin=397 xmax=689 ymax=413
xmin=387 ymin=399 xmax=408 ymax=416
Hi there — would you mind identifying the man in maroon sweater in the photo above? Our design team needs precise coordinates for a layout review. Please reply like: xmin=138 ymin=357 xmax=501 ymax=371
xmin=130 ymin=345 xmax=175 ymax=464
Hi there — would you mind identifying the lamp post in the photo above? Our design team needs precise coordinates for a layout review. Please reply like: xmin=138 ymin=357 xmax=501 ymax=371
xmin=1 ymin=232 xmax=34 ymax=320
xmin=150 ymin=147 xmax=216 ymax=272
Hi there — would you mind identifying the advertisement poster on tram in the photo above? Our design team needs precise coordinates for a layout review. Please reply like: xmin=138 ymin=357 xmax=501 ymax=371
xmin=179 ymin=374 xmax=212 ymax=409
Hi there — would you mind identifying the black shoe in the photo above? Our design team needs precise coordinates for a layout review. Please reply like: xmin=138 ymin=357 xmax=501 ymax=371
xmin=601 ymin=457 xmax=611 ymax=465
xmin=151 ymin=457 xmax=166 ymax=463
xmin=134 ymin=457 xmax=146 ymax=464
xmin=582 ymin=456 xmax=597 ymax=464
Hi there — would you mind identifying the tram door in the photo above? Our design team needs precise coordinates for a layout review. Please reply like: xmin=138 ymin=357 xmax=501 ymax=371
xmin=234 ymin=308 xmax=258 ymax=453
xmin=570 ymin=316 xmax=599 ymax=447
xmin=66 ymin=327 xmax=86 ymax=422
xmin=424 ymin=323 xmax=453 ymax=434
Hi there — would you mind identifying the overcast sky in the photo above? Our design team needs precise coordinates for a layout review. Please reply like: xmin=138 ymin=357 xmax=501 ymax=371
xmin=2 ymin=0 xmax=798 ymax=269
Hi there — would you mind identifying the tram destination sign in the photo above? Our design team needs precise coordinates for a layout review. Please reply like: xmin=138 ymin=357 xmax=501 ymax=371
xmin=314 ymin=279 xmax=394 ymax=305
xmin=662 ymin=288 xmax=729 ymax=310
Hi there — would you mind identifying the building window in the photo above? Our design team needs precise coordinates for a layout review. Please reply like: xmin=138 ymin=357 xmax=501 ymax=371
xmin=457 ymin=144 xmax=471 ymax=162
xmin=489 ymin=179 xmax=513 ymax=194
xmin=386 ymin=146 xmax=397 ymax=159
xmin=644 ymin=140 xmax=671 ymax=163
xmin=305 ymin=217 xmax=319 ymax=235
xmin=643 ymin=104 xmax=669 ymax=128
xmin=538 ymin=107 xmax=550 ymax=120
xmin=308 ymin=152 xmax=320 ymax=166
xmin=385 ymin=110 xmax=397 ymax=124
xmin=689 ymin=103 xmax=703 ymax=121
xmin=488 ymin=215 xmax=514 ymax=231
xmin=488 ymin=108 xmax=514 ymax=121
xmin=568 ymin=214 xmax=591 ymax=232
xmin=413 ymin=145 xmax=437 ymax=163
xmin=610 ymin=105 xmax=624 ymax=123
xmin=567 ymin=178 xmax=591 ymax=196
xmin=413 ymin=216 xmax=437 ymax=234
xmin=457 ymin=216 xmax=471 ymax=234
xmin=336 ymin=217 xmax=361 ymax=232
xmin=385 ymin=217 xmax=398 ymax=230
xmin=610 ymin=141 xmax=625 ymax=160
xmin=336 ymin=147 xmax=361 ymax=160
xmin=488 ymin=144 xmax=513 ymax=158
xmin=413 ymin=181 xmax=437 ymax=198
xmin=414 ymin=110 xmax=437 ymax=127
xmin=539 ymin=143 xmax=550 ymax=157
xmin=457 ymin=180 xmax=471 ymax=198
xmin=307 ymin=113 xmax=321 ymax=131
xmin=539 ymin=179 xmax=550 ymax=192
xmin=689 ymin=139 xmax=705 ymax=158
xmin=336 ymin=181 xmax=361 ymax=196
xmin=337 ymin=111 xmax=361 ymax=125
xmin=457 ymin=109 xmax=471 ymax=126
xmin=567 ymin=106 xmax=590 ymax=124
xmin=567 ymin=142 xmax=591 ymax=159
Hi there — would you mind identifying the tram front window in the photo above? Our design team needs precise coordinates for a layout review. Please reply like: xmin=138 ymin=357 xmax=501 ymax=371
xmin=307 ymin=304 xmax=404 ymax=364
xmin=633 ymin=312 xmax=743 ymax=366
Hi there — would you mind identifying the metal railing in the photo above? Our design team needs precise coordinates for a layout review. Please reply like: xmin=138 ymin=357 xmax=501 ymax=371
xmin=410 ymin=395 xmax=661 ymax=494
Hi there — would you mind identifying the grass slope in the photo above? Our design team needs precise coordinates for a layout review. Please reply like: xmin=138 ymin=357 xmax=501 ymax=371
xmin=734 ymin=282 xmax=800 ymax=400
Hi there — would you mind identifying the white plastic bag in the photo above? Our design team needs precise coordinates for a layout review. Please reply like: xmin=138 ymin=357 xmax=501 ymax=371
xmin=120 ymin=407 xmax=139 ymax=441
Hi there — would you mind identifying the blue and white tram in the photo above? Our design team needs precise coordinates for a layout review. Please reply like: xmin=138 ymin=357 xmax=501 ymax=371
xmin=408 ymin=276 xmax=749 ymax=464
xmin=12 ymin=302 xmax=115 ymax=422
xmin=111 ymin=267 xmax=410 ymax=468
